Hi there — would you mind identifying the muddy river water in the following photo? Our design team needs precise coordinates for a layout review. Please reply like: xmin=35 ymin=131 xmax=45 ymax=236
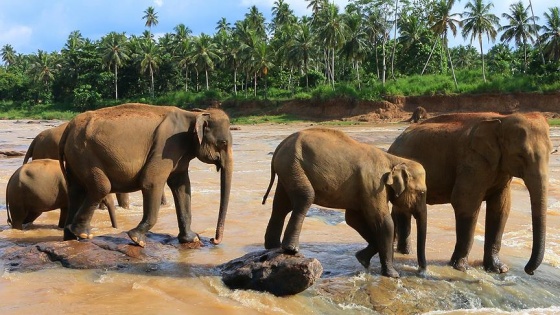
xmin=0 ymin=120 xmax=559 ymax=314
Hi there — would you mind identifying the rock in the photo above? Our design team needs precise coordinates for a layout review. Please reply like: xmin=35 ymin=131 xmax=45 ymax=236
xmin=1 ymin=232 xmax=210 ymax=272
xmin=220 ymin=249 xmax=323 ymax=296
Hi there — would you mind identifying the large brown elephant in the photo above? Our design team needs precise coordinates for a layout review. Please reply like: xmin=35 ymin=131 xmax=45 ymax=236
xmin=24 ymin=123 xmax=135 ymax=209
xmin=262 ymin=127 xmax=428 ymax=278
xmin=6 ymin=159 xmax=117 ymax=229
xmin=388 ymin=112 xmax=552 ymax=275
xmin=59 ymin=103 xmax=233 ymax=247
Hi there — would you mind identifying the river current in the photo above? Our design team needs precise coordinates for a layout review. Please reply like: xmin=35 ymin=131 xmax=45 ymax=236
xmin=0 ymin=120 xmax=559 ymax=314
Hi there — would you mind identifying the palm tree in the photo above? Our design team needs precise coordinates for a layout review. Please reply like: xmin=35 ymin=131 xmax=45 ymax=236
xmin=461 ymin=0 xmax=499 ymax=82
xmin=29 ymin=50 xmax=60 ymax=92
xmin=288 ymin=22 xmax=314 ymax=90
xmin=245 ymin=5 xmax=267 ymax=39
xmin=499 ymin=1 xmax=539 ymax=72
xmin=173 ymin=23 xmax=192 ymax=46
xmin=306 ymin=0 xmax=328 ymax=16
xmin=271 ymin=0 xmax=295 ymax=33
xmin=177 ymin=39 xmax=193 ymax=91
xmin=135 ymin=38 xmax=161 ymax=98
xmin=422 ymin=0 xmax=462 ymax=89
xmin=190 ymin=34 xmax=220 ymax=91
xmin=142 ymin=6 xmax=159 ymax=38
xmin=341 ymin=12 xmax=368 ymax=89
xmin=216 ymin=17 xmax=232 ymax=35
xmin=315 ymin=3 xmax=347 ymax=87
xmin=1 ymin=44 xmax=17 ymax=67
xmin=100 ymin=32 xmax=130 ymax=100
xmin=539 ymin=7 xmax=560 ymax=62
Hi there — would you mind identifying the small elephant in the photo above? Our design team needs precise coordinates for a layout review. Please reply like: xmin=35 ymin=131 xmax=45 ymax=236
xmin=405 ymin=106 xmax=428 ymax=123
xmin=6 ymin=159 xmax=118 ymax=229
xmin=262 ymin=127 xmax=428 ymax=277
xmin=59 ymin=103 xmax=233 ymax=248
xmin=388 ymin=112 xmax=552 ymax=275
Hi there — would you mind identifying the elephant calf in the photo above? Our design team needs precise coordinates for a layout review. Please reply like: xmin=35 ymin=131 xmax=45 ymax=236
xmin=262 ymin=127 xmax=428 ymax=278
xmin=6 ymin=159 xmax=118 ymax=229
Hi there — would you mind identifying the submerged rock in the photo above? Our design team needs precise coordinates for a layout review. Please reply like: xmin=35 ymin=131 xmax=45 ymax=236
xmin=220 ymin=249 xmax=323 ymax=296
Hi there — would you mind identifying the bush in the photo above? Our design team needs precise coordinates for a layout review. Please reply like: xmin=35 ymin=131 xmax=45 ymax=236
xmin=73 ymin=85 xmax=101 ymax=110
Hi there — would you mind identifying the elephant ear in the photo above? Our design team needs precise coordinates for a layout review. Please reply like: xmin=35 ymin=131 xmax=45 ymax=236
xmin=386 ymin=163 xmax=409 ymax=198
xmin=195 ymin=112 xmax=210 ymax=145
xmin=469 ymin=119 xmax=502 ymax=169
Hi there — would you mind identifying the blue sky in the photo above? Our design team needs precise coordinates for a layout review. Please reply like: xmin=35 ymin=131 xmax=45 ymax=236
xmin=0 ymin=0 xmax=553 ymax=55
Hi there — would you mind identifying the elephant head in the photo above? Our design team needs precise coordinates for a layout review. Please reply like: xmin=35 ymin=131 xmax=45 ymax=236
xmin=194 ymin=109 xmax=233 ymax=245
xmin=386 ymin=162 xmax=428 ymax=270
xmin=469 ymin=113 xmax=552 ymax=274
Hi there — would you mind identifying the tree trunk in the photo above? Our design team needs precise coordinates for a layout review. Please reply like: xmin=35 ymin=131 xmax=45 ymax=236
xmin=390 ymin=0 xmax=399 ymax=80
xmin=114 ymin=63 xmax=118 ymax=100
xmin=479 ymin=34 xmax=486 ymax=82
xmin=421 ymin=39 xmax=439 ymax=75
xmin=205 ymin=68 xmax=209 ymax=90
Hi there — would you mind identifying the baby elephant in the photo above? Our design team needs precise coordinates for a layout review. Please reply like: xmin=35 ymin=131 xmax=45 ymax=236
xmin=6 ymin=159 xmax=118 ymax=230
xmin=262 ymin=127 xmax=428 ymax=277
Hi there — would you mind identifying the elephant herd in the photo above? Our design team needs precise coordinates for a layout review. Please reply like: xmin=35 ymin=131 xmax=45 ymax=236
xmin=4 ymin=103 xmax=553 ymax=278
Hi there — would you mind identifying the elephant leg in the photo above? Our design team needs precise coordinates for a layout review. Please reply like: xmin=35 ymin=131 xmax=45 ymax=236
xmin=23 ymin=211 xmax=42 ymax=225
xmin=8 ymin=206 xmax=26 ymax=230
xmin=264 ymin=182 xmax=292 ymax=249
xmin=371 ymin=210 xmax=399 ymax=278
xmin=68 ymin=194 xmax=105 ymax=240
xmin=128 ymin=183 xmax=165 ymax=247
xmin=58 ymin=207 xmax=68 ymax=228
xmin=345 ymin=210 xmax=378 ymax=269
xmin=281 ymin=180 xmax=314 ymax=254
xmin=392 ymin=205 xmax=412 ymax=254
xmin=101 ymin=195 xmax=118 ymax=229
xmin=167 ymin=172 xmax=198 ymax=243
xmin=116 ymin=193 xmax=130 ymax=209
xmin=483 ymin=186 xmax=511 ymax=273
xmin=161 ymin=189 xmax=168 ymax=206
xmin=450 ymin=195 xmax=483 ymax=272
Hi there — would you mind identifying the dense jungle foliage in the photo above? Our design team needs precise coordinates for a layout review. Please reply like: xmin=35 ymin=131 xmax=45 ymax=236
xmin=0 ymin=0 xmax=559 ymax=118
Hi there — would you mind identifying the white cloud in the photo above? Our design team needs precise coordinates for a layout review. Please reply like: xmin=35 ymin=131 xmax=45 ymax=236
xmin=154 ymin=0 xmax=164 ymax=7
xmin=0 ymin=24 xmax=33 ymax=50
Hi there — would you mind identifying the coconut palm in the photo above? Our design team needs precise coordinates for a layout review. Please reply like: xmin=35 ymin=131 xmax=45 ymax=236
xmin=422 ymin=0 xmax=462 ymax=89
xmin=245 ymin=5 xmax=267 ymax=39
xmin=288 ymin=22 xmax=314 ymax=90
xmin=135 ymin=38 xmax=161 ymax=98
xmin=177 ymin=39 xmax=193 ymax=92
xmin=29 ymin=50 xmax=61 ymax=92
xmin=271 ymin=0 xmax=296 ymax=33
xmin=315 ymin=2 xmax=347 ymax=87
xmin=540 ymin=7 xmax=560 ymax=62
xmin=99 ymin=32 xmax=130 ymax=100
xmin=461 ymin=0 xmax=499 ymax=82
xmin=190 ymin=33 xmax=220 ymax=91
xmin=499 ymin=1 xmax=539 ymax=72
xmin=1 ymin=44 xmax=17 ymax=67
xmin=142 ymin=6 xmax=159 ymax=38
xmin=341 ymin=12 xmax=368 ymax=89
xmin=216 ymin=17 xmax=232 ymax=35
xmin=173 ymin=23 xmax=192 ymax=47
xmin=306 ymin=0 xmax=328 ymax=16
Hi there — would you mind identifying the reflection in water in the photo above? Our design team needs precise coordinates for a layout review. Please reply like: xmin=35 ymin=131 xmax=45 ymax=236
xmin=0 ymin=120 xmax=559 ymax=314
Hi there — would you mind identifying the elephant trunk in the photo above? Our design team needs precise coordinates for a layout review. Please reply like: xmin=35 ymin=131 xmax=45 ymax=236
xmin=415 ymin=195 xmax=427 ymax=270
xmin=523 ymin=173 xmax=548 ymax=275
xmin=211 ymin=150 xmax=233 ymax=245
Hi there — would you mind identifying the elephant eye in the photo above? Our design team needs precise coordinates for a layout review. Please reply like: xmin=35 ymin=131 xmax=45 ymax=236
xmin=218 ymin=140 xmax=228 ymax=146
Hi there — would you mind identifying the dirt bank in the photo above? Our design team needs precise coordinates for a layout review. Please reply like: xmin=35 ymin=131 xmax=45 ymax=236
xmin=222 ymin=92 xmax=560 ymax=122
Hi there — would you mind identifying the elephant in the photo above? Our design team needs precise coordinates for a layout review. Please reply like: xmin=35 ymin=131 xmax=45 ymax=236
xmin=388 ymin=112 xmax=552 ymax=275
xmin=262 ymin=127 xmax=428 ymax=278
xmin=6 ymin=159 xmax=117 ymax=229
xmin=23 ymin=123 xmax=147 ymax=209
xmin=405 ymin=106 xmax=428 ymax=123
xmin=59 ymin=103 xmax=233 ymax=248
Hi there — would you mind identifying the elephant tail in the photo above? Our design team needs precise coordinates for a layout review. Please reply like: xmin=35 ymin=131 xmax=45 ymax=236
xmin=22 ymin=137 xmax=37 ymax=164
xmin=262 ymin=162 xmax=276 ymax=205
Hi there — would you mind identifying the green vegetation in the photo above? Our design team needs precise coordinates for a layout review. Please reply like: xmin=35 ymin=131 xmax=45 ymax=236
xmin=0 ymin=1 xmax=559 ymax=120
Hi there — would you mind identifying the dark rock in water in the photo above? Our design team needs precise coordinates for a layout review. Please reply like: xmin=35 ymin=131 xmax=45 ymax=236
xmin=220 ymin=249 xmax=323 ymax=296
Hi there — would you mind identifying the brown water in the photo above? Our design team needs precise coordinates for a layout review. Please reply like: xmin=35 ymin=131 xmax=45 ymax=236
xmin=0 ymin=120 xmax=559 ymax=315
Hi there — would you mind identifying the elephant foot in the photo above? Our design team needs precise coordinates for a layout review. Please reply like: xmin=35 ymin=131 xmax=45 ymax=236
xmin=127 ymin=229 xmax=147 ymax=247
xmin=484 ymin=257 xmax=509 ymax=273
xmin=281 ymin=244 xmax=299 ymax=255
xmin=63 ymin=226 xmax=77 ymax=240
xmin=450 ymin=257 xmax=470 ymax=272
xmin=264 ymin=238 xmax=281 ymax=250
xmin=382 ymin=266 xmax=400 ymax=278
xmin=68 ymin=224 xmax=93 ymax=240
xmin=178 ymin=231 xmax=200 ymax=244
xmin=396 ymin=242 xmax=412 ymax=255
xmin=356 ymin=247 xmax=377 ymax=269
